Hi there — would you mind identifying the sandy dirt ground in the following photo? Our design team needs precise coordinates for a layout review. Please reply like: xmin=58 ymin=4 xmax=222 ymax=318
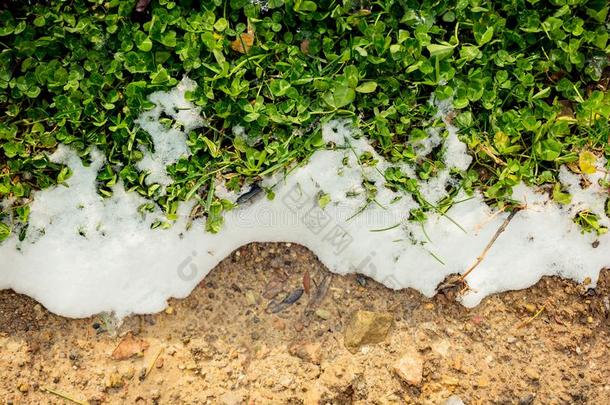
xmin=1 ymin=242 xmax=609 ymax=404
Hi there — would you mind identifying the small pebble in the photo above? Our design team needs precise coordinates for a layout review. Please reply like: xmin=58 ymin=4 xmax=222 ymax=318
xmin=245 ymin=291 xmax=257 ymax=306
xmin=524 ymin=303 xmax=537 ymax=314
xmin=524 ymin=367 xmax=540 ymax=380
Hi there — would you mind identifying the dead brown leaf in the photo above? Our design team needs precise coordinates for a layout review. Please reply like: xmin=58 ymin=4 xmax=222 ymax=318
xmin=111 ymin=333 xmax=149 ymax=360
xmin=230 ymin=30 xmax=254 ymax=54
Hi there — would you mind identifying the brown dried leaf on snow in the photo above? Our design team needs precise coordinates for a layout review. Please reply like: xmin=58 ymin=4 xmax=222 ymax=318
xmin=111 ymin=333 xmax=149 ymax=360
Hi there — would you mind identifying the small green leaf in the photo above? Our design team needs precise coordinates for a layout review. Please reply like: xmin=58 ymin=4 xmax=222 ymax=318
xmin=33 ymin=16 xmax=45 ymax=27
xmin=532 ymin=87 xmax=551 ymax=100
xmin=269 ymin=79 xmax=291 ymax=97
xmin=202 ymin=136 xmax=221 ymax=158
xmin=57 ymin=167 xmax=73 ymax=185
xmin=267 ymin=0 xmax=285 ymax=8
xmin=476 ymin=26 xmax=494 ymax=46
xmin=295 ymin=0 xmax=317 ymax=12
xmin=318 ymin=193 xmax=331 ymax=208
xmin=137 ymin=37 xmax=153 ymax=52
xmin=0 ymin=223 xmax=10 ymax=242
xmin=355 ymin=82 xmax=377 ymax=93
xmin=205 ymin=200 xmax=225 ymax=233
xmin=552 ymin=183 xmax=572 ymax=205
xmin=344 ymin=65 xmax=359 ymax=88
xmin=150 ymin=66 xmax=170 ymax=84
xmin=323 ymin=85 xmax=355 ymax=109
xmin=159 ymin=31 xmax=177 ymax=47
xmin=2 ymin=142 xmax=20 ymax=158
xmin=214 ymin=18 xmax=228 ymax=32
xmin=427 ymin=44 xmax=455 ymax=59
xmin=537 ymin=138 xmax=563 ymax=161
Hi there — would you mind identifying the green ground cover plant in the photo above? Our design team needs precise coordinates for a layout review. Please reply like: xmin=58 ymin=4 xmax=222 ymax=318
xmin=0 ymin=0 xmax=609 ymax=241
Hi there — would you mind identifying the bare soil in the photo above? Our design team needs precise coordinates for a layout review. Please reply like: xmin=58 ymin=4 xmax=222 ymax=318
xmin=1 ymin=242 xmax=609 ymax=404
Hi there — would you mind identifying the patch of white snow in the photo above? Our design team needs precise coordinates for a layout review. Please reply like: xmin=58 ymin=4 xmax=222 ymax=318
xmin=1 ymin=82 xmax=609 ymax=318
xmin=135 ymin=77 xmax=203 ymax=186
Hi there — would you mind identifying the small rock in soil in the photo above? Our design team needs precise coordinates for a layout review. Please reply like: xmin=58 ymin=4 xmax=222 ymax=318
xmin=288 ymin=340 xmax=322 ymax=365
xmin=245 ymin=290 xmax=257 ymax=306
xmin=220 ymin=391 xmax=243 ymax=405
xmin=343 ymin=310 xmax=393 ymax=352
xmin=444 ymin=395 xmax=465 ymax=405
xmin=393 ymin=347 xmax=424 ymax=386
xmin=524 ymin=303 xmax=537 ymax=314
xmin=519 ymin=394 xmax=535 ymax=405
xmin=271 ymin=317 xmax=286 ymax=331
xmin=106 ymin=372 xmax=124 ymax=389
xmin=262 ymin=280 xmax=284 ymax=299
xmin=525 ymin=367 xmax=540 ymax=380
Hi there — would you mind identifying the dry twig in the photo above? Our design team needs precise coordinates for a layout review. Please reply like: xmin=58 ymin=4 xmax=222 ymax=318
xmin=145 ymin=346 xmax=164 ymax=378
xmin=42 ymin=386 xmax=90 ymax=405
xmin=459 ymin=209 xmax=519 ymax=282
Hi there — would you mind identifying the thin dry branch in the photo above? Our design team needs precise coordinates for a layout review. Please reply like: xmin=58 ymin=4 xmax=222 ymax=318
xmin=42 ymin=386 xmax=90 ymax=405
xmin=474 ymin=205 xmax=507 ymax=232
xmin=459 ymin=209 xmax=519 ymax=282
xmin=145 ymin=346 xmax=164 ymax=378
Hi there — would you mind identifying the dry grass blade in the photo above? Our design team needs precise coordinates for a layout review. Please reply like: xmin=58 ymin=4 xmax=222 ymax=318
xmin=459 ymin=209 xmax=519 ymax=282
xmin=145 ymin=347 xmax=164 ymax=378
xmin=305 ymin=274 xmax=332 ymax=313
xmin=42 ymin=386 xmax=90 ymax=405
xmin=516 ymin=300 xmax=550 ymax=329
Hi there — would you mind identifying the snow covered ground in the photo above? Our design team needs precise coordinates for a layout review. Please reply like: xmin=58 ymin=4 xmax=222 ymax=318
xmin=1 ymin=79 xmax=608 ymax=318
